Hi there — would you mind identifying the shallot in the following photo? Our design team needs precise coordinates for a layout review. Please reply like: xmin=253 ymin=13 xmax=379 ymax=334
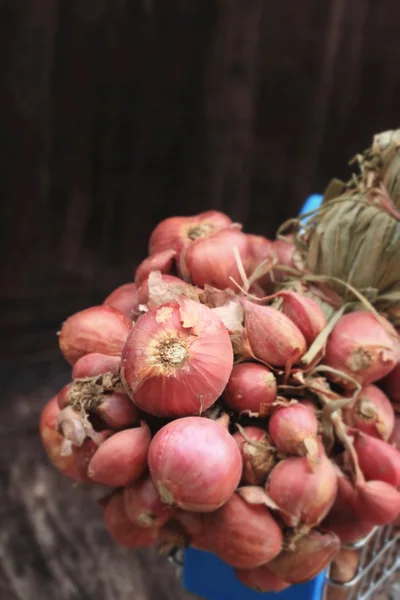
xmin=266 ymin=450 xmax=338 ymax=528
xmin=182 ymin=227 xmax=251 ymax=291
xmin=124 ymin=476 xmax=174 ymax=528
xmin=323 ymin=312 xmax=397 ymax=387
xmin=121 ymin=298 xmax=233 ymax=417
xmin=103 ymin=490 xmax=160 ymax=547
xmin=149 ymin=210 xmax=232 ymax=254
xmin=103 ymin=283 xmax=138 ymax=319
xmin=59 ymin=306 xmax=132 ymax=365
xmin=233 ymin=426 xmax=276 ymax=485
xmin=88 ymin=423 xmax=151 ymax=487
xmin=268 ymin=402 xmax=318 ymax=456
xmin=222 ymin=362 xmax=276 ymax=415
xmin=148 ymin=417 xmax=242 ymax=512
xmin=40 ymin=396 xmax=98 ymax=482
xmin=275 ymin=290 xmax=327 ymax=345
xmin=242 ymin=299 xmax=307 ymax=366
xmin=353 ymin=431 xmax=400 ymax=487
xmin=135 ymin=249 xmax=176 ymax=286
xmin=342 ymin=384 xmax=394 ymax=441
xmin=267 ymin=530 xmax=340 ymax=584
xmin=204 ymin=494 xmax=283 ymax=568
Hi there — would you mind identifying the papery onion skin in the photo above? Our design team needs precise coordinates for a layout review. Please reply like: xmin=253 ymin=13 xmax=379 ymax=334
xmin=353 ymin=431 xmax=400 ymax=487
xmin=242 ymin=299 xmax=307 ymax=366
xmin=72 ymin=353 xmax=121 ymax=379
xmin=148 ymin=417 xmax=242 ymax=512
xmin=204 ymin=494 xmax=283 ymax=568
xmin=149 ymin=210 xmax=232 ymax=255
xmin=135 ymin=249 xmax=176 ymax=286
xmin=137 ymin=273 xmax=200 ymax=309
xmin=233 ymin=426 xmax=276 ymax=485
xmin=183 ymin=227 xmax=251 ymax=291
xmin=268 ymin=403 xmax=318 ymax=456
xmin=235 ymin=565 xmax=290 ymax=593
xmin=222 ymin=363 xmax=277 ymax=414
xmin=59 ymin=306 xmax=132 ymax=365
xmin=266 ymin=451 xmax=338 ymax=527
xmin=121 ymin=299 xmax=234 ymax=417
xmin=103 ymin=283 xmax=138 ymax=319
xmin=103 ymin=490 xmax=160 ymax=547
xmin=277 ymin=291 xmax=327 ymax=346
xmin=342 ymin=384 xmax=395 ymax=441
xmin=88 ymin=423 xmax=151 ymax=487
xmin=268 ymin=530 xmax=340 ymax=584
xmin=323 ymin=312 xmax=397 ymax=387
xmin=354 ymin=480 xmax=400 ymax=525
xmin=124 ymin=476 xmax=175 ymax=528
xmin=40 ymin=396 xmax=97 ymax=482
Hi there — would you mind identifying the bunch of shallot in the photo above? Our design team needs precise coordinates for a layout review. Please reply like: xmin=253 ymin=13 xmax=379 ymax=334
xmin=40 ymin=198 xmax=400 ymax=594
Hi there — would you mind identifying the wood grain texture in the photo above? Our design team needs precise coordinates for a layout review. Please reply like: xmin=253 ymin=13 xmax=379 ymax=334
xmin=0 ymin=356 xmax=199 ymax=600
xmin=1 ymin=0 xmax=400 ymax=359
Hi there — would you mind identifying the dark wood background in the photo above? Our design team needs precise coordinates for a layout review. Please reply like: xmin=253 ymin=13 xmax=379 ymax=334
xmin=1 ymin=1 xmax=399 ymax=598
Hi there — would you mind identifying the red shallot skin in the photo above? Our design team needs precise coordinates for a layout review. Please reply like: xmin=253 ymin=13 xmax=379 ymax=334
xmin=233 ymin=426 xmax=276 ymax=485
xmin=267 ymin=530 xmax=340 ymax=584
xmin=222 ymin=362 xmax=277 ymax=414
xmin=134 ymin=249 xmax=176 ymax=286
xmin=148 ymin=210 xmax=232 ymax=255
xmin=121 ymin=299 xmax=234 ymax=417
xmin=323 ymin=312 xmax=397 ymax=388
xmin=148 ymin=417 xmax=242 ymax=512
xmin=183 ymin=227 xmax=251 ymax=291
xmin=59 ymin=306 xmax=132 ymax=365
xmin=88 ymin=423 xmax=151 ymax=487
xmin=353 ymin=431 xmax=400 ymax=487
xmin=342 ymin=384 xmax=395 ymax=441
xmin=235 ymin=565 xmax=290 ymax=593
xmin=103 ymin=490 xmax=160 ymax=548
xmin=103 ymin=283 xmax=138 ymax=319
xmin=266 ymin=451 xmax=338 ymax=528
xmin=242 ymin=299 xmax=307 ymax=367
xmin=124 ymin=476 xmax=175 ymax=528
xmin=381 ymin=361 xmax=400 ymax=403
xmin=321 ymin=473 xmax=374 ymax=544
xmin=93 ymin=392 xmax=140 ymax=429
xmin=390 ymin=415 xmax=400 ymax=449
xmin=204 ymin=494 xmax=283 ymax=569
xmin=72 ymin=353 xmax=121 ymax=379
xmin=40 ymin=396 xmax=96 ymax=482
xmin=354 ymin=480 xmax=400 ymax=526
xmin=277 ymin=290 xmax=327 ymax=346
xmin=268 ymin=403 xmax=318 ymax=456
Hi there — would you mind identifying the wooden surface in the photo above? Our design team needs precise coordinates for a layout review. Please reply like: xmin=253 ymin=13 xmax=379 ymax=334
xmin=0 ymin=355 xmax=199 ymax=600
xmin=2 ymin=0 xmax=400 ymax=360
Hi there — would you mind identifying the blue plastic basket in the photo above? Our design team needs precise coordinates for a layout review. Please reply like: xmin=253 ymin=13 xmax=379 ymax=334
xmin=182 ymin=195 xmax=325 ymax=600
